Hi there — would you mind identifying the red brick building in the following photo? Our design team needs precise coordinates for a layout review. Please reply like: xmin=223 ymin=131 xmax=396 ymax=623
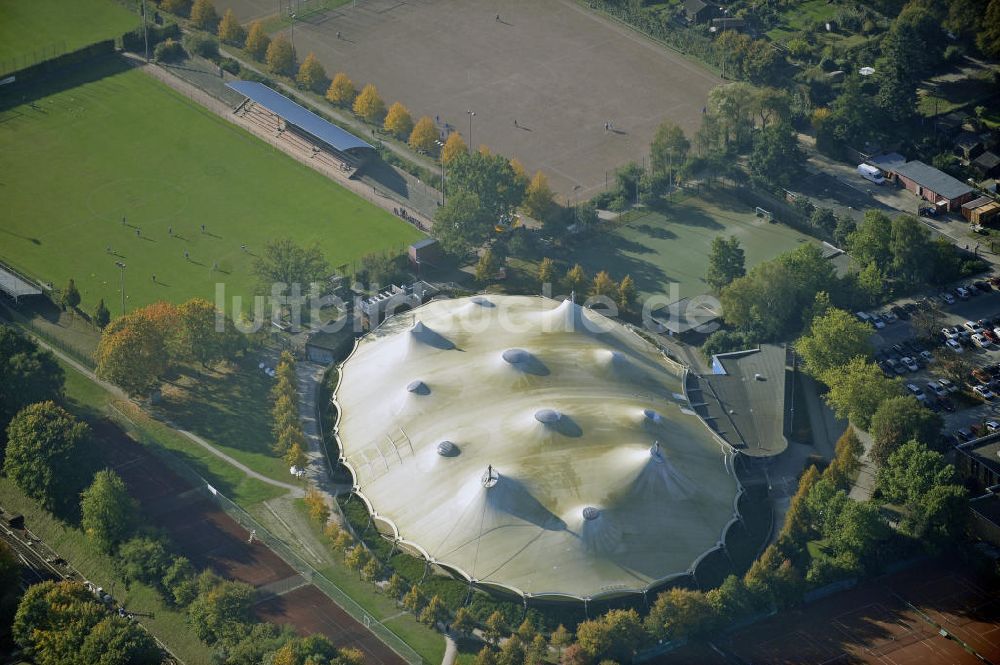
xmin=894 ymin=160 xmax=976 ymax=212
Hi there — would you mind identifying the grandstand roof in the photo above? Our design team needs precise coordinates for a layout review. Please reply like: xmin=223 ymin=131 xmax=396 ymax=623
xmin=0 ymin=266 xmax=42 ymax=300
xmin=226 ymin=81 xmax=375 ymax=153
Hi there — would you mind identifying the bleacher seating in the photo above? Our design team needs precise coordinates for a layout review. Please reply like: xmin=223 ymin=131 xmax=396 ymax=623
xmin=235 ymin=102 xmax=358 ymax=176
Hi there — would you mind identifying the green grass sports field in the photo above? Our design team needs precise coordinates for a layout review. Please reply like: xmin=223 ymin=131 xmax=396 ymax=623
xmin=0 ymin=57 xmax=423 ymax=312
xmin=0 ymin=0 xmax=139 ymax=73
xmin=572 ymin=190 xmax=818 ymax=302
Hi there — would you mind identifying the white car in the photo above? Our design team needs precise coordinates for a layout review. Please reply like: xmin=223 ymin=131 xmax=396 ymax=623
xmin=942 ymin=327 xmax=960 ymax=340
xmin=938 ymin=378 xmax=958 ymax=393
xmin=974 ymin=385 xmax=996 ymax=400
xmin=927 ymin=382 xmax=948 ymax=398
xmin=965 ymin=321 xmax=984 ymax=333
xmin=993 ymin=327 xmax=1000 ymax=340
xmin=871 ymin=315 xmax=886 ymax=330
xmin=901 ymin=356 xmax=919 ymax=372
xmin=957 ymin=286 xmax=971 ymax=300
xmin=973 ymin=333 xmax=993 ymax=348
xmin=987 ymin=420 xmax=1000 ymax=433
xmin=946 ymin=339 xmax=964 ymax=352
xmin=941 ymin=292 xmax=956 ymax=305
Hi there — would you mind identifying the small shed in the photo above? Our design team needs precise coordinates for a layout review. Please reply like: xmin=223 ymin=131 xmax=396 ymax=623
xmin=682 ymin=0 xmax=712 ymax=23
xmin=962 ymin=196 xmax=1000 ymax=225
xmin=408 ymin=238 xmax=442 ymax=270
xmin=710 ymin=17 xmax=745 ymax=32
xmin=954 ymin=131 xmax=985 ymax=161
xmin=972 ymin=151 xmax=1000 ymax=180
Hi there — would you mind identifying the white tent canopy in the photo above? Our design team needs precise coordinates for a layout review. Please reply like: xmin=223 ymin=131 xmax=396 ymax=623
xmin=335 ymin=296 xmax=740 ymax=599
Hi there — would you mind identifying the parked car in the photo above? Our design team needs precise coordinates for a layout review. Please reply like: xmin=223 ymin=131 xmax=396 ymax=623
xmin=974 ymin=385 xmax=996 ymax=400
xmin=919 ymin=350 xmax=934 ymax=364
xmin=856 ymin=311 xmax=872 ymax=324
xmin=967 ymin=283 xmax=981 ymax=296
xmin=891 ymin=305 xmax=909 ymax=320
xmin=976 ymin=281 xmax=992 ymax=292
xmin=906 ymin=383 xmax=923 ymax=396
xmin=987 ymin=420 xmax=1000 ymax=433
xmin=938 ymin=397 xmax=956 ymax=412
xmin=871 ymin=314 xmax=886 ymax=329
xmin=965 ymin=321 xmax=984 ymax=333
xmin=973 ymin=333 xmax=993 ymax=348
xmin=985 ymin=330 xmax=999 ymax=344
xmin=901 ymin=356 xmax=920 ymax=371
xmin=956 ymin=287 xmax=970 ymax=300
xmin=972 ymin=367 xmax=992 ymax=384
xmin=946 ymin=338 xmax=964 ymax=352
xmin=882 ymin=310 xmax=898 ymax=324
xmin=941 ymin=292 xmax=957 ymax=305
xmin=942 ymin=327 xmax=960 ymax=340
xmin=938 ymin=378 xmax=958 ymax=393
xmin=927 ymin=381 xmax=948 ymax=398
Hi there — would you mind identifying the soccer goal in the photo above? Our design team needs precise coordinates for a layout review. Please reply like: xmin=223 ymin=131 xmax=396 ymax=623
xmin=754 ymin=206 xmax=772 ymax=221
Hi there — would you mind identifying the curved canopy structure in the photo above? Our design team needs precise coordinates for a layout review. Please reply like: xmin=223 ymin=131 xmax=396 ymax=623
xmin=334 ymin=296 xmax=740 ymax=599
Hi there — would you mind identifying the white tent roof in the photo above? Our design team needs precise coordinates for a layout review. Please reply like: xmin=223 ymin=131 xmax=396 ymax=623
xmin=334 ymin=296 xmax=740 ymax=599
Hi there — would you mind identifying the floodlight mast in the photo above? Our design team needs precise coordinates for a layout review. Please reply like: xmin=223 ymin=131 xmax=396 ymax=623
xmin=115 ymin=262 xmax=127 ymax=315
xmin=141 ymin=0 xmax=149 ymax=62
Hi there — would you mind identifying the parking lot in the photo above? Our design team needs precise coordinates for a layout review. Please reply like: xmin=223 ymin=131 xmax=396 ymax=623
xmin=867 ymin=278 xmax=1000 ymax=441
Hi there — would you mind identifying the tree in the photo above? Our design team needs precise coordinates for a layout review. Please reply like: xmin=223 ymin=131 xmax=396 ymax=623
xmin=81 ymin=470 xmax=137 ymax=554
xmin=353 ymin=84 xmax=386 ymax=123
xmin=645 ymin=588 xmax=716 ymax=641
xmin=550 ymin=624 xmax=572 ymax=658
xmin=869 ymin=396 xmax=943 ymax=467
xmin=304 ymin=489 xmax=330 ymax=523
xmin=749 ymin=122 xmax=803 ymax=189
xmin=187 ymin=578 xmax=256 ymax=644
xmin=296 ymin=52 xmax=327 ymax=92
xmin=528 ymin=633 xmax=549 ymax=665
xmin=385 ymin=573 xmax=405 ymax=602
xmin=878 ymin=440 xmax=955 ymax=506
xmin=565 ymin=264 xmax=587 ymax=296
xmin=475 ymin=646 xmax=498 ymax=665
xmin=284 ymin=441 xmax=307 ymax=469
xmin=344 ymin=546 xmax=369 ymax=579
xmin=516 ymin=618 xmax=537 ymax=643
xmin=824 ymin=428 xmax=864 ymax=490
xmin=217 ymin=8 xmax=245 ymax=45
xmin=175 ymin=298 xmax=238 ymax=367
xmin=561 ymin=644 xmax=588 ymax=665
xmin=574 ymin=609 xmax=643 ymax=663
xmin=475 ymin=248 xmax=500 ymax=284
xmin=911 ymin=306 xmax=944 ymax=342
xmin=434 ymin=190 xmax=492 ymax=256
xmin=162 ymin=556 xmax=198 ymax=607
xmin=62 ymin=278 xmax=81 ymax=312
xmin=190 ymin=0 xmax=218 ymax=30
xmin=119 ymin=536 xmax=171 ymax=588
xmin=650 ymin=121 xmax=690 ymax=177
xmin=889 ymin=215 xmax=933 ymax=283
xmin=591 ymin=271 xmax=618 ymax=301
xmin=618 ymin=274 xmax=637 ymax=312
xmin=483 ymin=610 xmax=505 ymax=645
xmin=0 ymin=326 xmax=64 ymax=434
xmin=79 ymin=615 xmax=161 ymax=665
xmin=325 ymin=72 xmax=356 ymax=107
xmin=874 ymin=61 xmax=917 ymax=125
xmin=266 ymin=35 xmax=295 ymax=75
xmin=409 ymin=116 xmax=438 ymax=152
xmin=497 ymin=635 xmax=525 ymax=665
xmin=401 ymin=585 xmax=424 ymax=614
xmin=705 ymin=236 xmax=745 ymax=292
xmin=441 ymin=132 xmax=468 ymax=165
xmin=418 ymin=594 xmax=447 ymax=627
xmin=95 ymin=302 xmax=180 ymax=396
xmin=160 ymin=0 xmax=192 ymax=15
xmin=823 ymin=357 xmax=904 ymax=429
xmin=446 ymin=151 xmax=526 ymax=223
xmin=361 ymin=558 xmax=379 ymax=584
xmin=94 ymin=299 xmax=111 ymax=329
xmin=452 ymin=606 xmax=475 ymax=635
xmin=978 ymin=0 xmax=1000 ymax=56
xmin=706 ymin=575 xmax=754 ymax=625
xmin=523 ymin=171 xmax=556 ymax=222
xmin=254 ymin=238 xmax=330 ymax=291
xmin=538 ymin=257 xmax=555 ymax=289
xmin=742 ymin=545 xmax=803 ymax=610
xmin=795 ymin=308 xmax=873 ymax=378
xmin=244 ymin=20 xmax=270 ymax=60
xmin=5 ymin=402 xmax=90 ymax=514
xmin=13 ymin=581 xmax=109 ymax=665
xmin=384 ymin=102 xmax=414 ymax=139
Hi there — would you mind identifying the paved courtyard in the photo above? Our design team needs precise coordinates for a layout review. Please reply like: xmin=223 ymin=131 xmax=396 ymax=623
xmin=220 ymin=0 xmax=721 ymax=198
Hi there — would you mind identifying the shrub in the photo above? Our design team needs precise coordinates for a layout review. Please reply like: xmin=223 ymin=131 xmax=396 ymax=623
xmin=153 ymin=38 xmax=186 ymax=63
xmin=183 ymin=33 xmax=219 ymax=59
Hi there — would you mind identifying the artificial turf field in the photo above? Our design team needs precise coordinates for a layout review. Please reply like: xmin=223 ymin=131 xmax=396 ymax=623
xmin=0 ymin=0 xmax=139 ymax=74
xmin=0 ymin=57 xmax=423 ymax=311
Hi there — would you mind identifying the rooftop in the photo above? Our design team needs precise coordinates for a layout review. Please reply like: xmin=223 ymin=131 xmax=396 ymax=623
xmin=226 ymin=81 xmax=374 ymax=153
xmin=973 ymin=151 xmax=1000 ymax=170
xmin=867 ymin=152 xmax=906 ymax=173
xmin=895 ymin=160 xmax=974 ymax=201
xmin=0 ymin=266 xmax=43 ymax=300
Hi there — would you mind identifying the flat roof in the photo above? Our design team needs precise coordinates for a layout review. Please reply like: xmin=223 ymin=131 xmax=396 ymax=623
xmin=867 ymin=152 xmax=906 ymax=173
xmin=964 ymin=438 xmax=1000 ymax=479
xmin=0 ymin=267 xmax=42 ymax=299
xmin=895 ymin=160 xmax=974 ymax=201
xmin=226 ymin=80 xmax=374 ymax=153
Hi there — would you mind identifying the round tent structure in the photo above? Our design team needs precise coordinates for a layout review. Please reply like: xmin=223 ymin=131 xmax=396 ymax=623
xmin=333 ymin=295 xmax=742 ymax=600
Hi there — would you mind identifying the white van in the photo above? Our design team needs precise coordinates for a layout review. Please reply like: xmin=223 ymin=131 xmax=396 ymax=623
xmin=857 ymin=163 xmax=885 ymax=185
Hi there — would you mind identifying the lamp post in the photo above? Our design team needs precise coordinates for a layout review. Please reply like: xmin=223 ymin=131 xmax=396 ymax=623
xmin=466 ymin=109 xmax=475 ymax=149
xmin=115 ymin=261 xmax=126 ymax=315
xmin=435 ymin=139 xmax=445 ymax=205
xmin=289 ymin=10 xmax=296 ymax=50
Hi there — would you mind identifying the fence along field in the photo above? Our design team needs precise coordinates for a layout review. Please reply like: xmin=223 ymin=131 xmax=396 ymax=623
xmin=0 ymin=55 xmax=422 ymax=312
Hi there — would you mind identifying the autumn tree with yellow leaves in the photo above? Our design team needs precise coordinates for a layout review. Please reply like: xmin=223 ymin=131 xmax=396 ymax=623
xmin=325 ymin=72 xmax=356 ymax=107
xmin=383 ymin=101 xmax=413 ymax=139
xmin=353 ymin=83 xmax=385 ymax=123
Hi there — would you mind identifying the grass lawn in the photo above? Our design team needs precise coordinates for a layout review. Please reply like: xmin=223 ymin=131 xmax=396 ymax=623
xmin=0 ymin=56 xmax=423 ymax=312
xmin=0 ymin=478 xmax=211 ymax=665
xmin=0 ymin=0 xmax=139 ymax=73
xmin=57 ymin=356 xmax=287 ymax=506
xmin=918 ymin=69 xmax=999 ymax=117
xmin=569 ymin=190 xmax=819 ymax=302
xmin=289 ymin=500 xmax=447 ymax=665
xmin=765 ymin=0 xmax=838 ymax=42
xmin=156 ymin=359 xmax=289 ymax=482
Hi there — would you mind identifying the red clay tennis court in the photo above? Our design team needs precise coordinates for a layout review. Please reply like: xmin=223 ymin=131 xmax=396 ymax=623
xmin=657 ymin=559 xmax=1000 ymax=665
xmin=93 ymin=418 xmax=410 ymax=665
